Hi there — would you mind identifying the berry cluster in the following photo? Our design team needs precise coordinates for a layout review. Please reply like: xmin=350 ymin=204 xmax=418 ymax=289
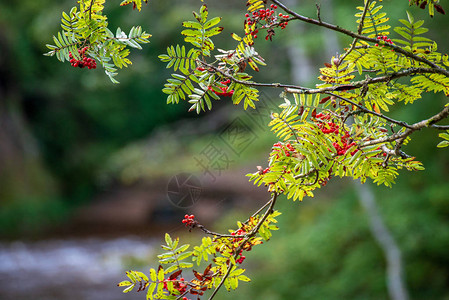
xmin=272 ymin=142 xmax=296 ymax=158
xmin=314 ymin=113 xmax=359 ymax=156
xmin=315 ymin=113 xmax=340 ymax=134
xmin=257 ymin=165 xmax=270 ymax=175
xmin=236 ymin=249 xmax=246 ymax=264
xmin=69 ymin=47 xmax=97 ymax=69
xmin=162 ymin=269 xmax=210 ymax=300
xmin=182 ymin=214 xmax=196 ymax=227
xmin=244 ymin=4 xmax=289 ymax=41
xmin=230 ymin=228 xmax=250 ymax=264
xmin=332 ymin=131 xmax=358 ymax=156
xmin=163 ymin=277 xmax=187 ymax=296
xmin=318 ymin=177 xmax=330 ymax=187
xmin=374 ymin=35 xmax=393 ymax=47
xmin=231 ymin=228 xmax=247 ymax=241
xmin=210 ymin=79 xmax=234 ymax=97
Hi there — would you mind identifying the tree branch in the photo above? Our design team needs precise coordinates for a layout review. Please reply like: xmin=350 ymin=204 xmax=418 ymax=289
xmin=431 ymin=124 xmax=449 ymax=130
xmin=284 ymin=67 xmax=448 ymax=95
xmin=271 ymin=0 xmax=449 ymax=75
xmin=207 ymin=193 xmax=278 ymax=300
xmin=362 ymin=105 xmax=449 ymax=147
xmin=326 ymin=92 xmax=412 ymax=129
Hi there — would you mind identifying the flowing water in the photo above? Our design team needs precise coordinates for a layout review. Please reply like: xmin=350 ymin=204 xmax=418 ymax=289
xmin=0 ymin=237 xmax=157 ymax=300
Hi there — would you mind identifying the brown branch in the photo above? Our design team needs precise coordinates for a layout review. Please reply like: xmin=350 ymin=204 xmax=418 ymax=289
xmin=302 ymin=169 xmax=319 ymax=186
xmin=271 ymin=0 xmax=449 ymax=75
xmin=284 ymin=67 xmax=447 ymax=94
xmin=327 ymin=92 xmax=412 ymax=128
xmin=195 ymin=225 xmax=245 ymax=238
xmin=202 ymin=60 xmax=444 ymax=128
xmin=87 ymin=0 xmax=94 ymax=20
xmin=207 ymin=193 xmax=278 ymax=300
xmin=361 ymin=105 xmax=449 ymax=147
xmin=202 ymin=59 xmax=445 ymax=100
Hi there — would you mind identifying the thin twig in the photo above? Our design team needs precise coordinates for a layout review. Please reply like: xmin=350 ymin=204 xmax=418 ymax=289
xmin=87 ymin=0 xmax=94 ymax=20
xmin=245 ymin=199 xmax=272 ymax=224
xmin=207 ymin=193 xmax=278 ymax=300
xmin=325 ymin=92 xmax=412 ymax=129
xmin=202 ymin=60 xmax=446 ymax=96
xmin=202 ymin=60 xmax=446 ymax=129
xmin=338 ymin=0 xmax=371 ymax=64
xmin=431 ymin=124 xmax=449 ymax=130
xmin=362 ymin=105 xmax=449 ymax=147
xmin=195 ymin=225 xmax=245 ymax=238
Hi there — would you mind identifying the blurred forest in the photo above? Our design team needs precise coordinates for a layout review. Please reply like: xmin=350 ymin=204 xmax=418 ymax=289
xmin=0 ymin=0 xmax=448 ymax=299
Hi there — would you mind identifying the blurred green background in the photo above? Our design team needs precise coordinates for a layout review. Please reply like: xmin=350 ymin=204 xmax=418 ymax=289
xmin=0 ymin=0 xmax=448 ymax=299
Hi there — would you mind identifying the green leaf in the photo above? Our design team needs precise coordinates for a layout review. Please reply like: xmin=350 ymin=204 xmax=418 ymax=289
xmin=122 ymin=284 xmax=135 ymax=293
xmin=182 ymin=21 xmax=203 ymax=29
xmin=204 ymin=27 xmax=224 ymax=37
xmin=179 ymin=262 xmax=194 ymax=268
xmin=157 ymin=267 xmax=165 ymax=282
xmin=437 ymin=140 xmax=449 ymax=148
xmin=118 ymin=280 xmax=132 ymax=287
xmin=147 ymin=282 xmax=156 ymax=300
xmin=150 ymin=268 xmax=157 ymax=282
xmin=204 ymin=17 xmax=222 ymax=29
xmin=199 ymin=4 xmax=208 ymax=23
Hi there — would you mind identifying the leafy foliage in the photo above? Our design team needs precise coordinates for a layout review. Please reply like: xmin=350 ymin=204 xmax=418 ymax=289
xmin=437 ymin=130 xmax=449 ymax=147
xmin=118 ymin=211 xmax=278 ymax=298
xmin=157 ymin=4 xmax=267 ymax=113
xmin=409 ymin=0 xmax=445 ymax=17
xmin=114 ymin=0 xmax=447 ymax=296
xmin=45 ymin=0 xmax=151 ymax=82
xmin=181 ymin=5 xmax=223 ymax=57
xmin=393 ymin=12 xmax=433 ymax=51
xmin=120 ymin=0 xmax=148 ymax=11
xmin=46 ymin=0 xmax=449 ymax=299
xmin=355 ymin=1 xmax=390 ymax=40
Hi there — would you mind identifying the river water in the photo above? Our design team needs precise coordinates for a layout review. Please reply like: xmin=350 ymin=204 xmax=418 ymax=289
xmin=0 ymin=237 xmax=157 ymax=300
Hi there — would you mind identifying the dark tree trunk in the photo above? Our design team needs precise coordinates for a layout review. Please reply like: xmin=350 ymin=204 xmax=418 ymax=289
xmin=0 ymin=29 xmax=55 ymax=206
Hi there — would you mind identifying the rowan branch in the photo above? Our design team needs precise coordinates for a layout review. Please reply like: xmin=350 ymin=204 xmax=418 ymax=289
xmin=271 ymin=0 xmax=449 ymax=76
xmin=431 ymin=124 xmax=449 ymax=130
xmin=361 ymin=105 xmax=449 ymax=147
xmin=207 ymin=193 xmax=278 ymax=300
